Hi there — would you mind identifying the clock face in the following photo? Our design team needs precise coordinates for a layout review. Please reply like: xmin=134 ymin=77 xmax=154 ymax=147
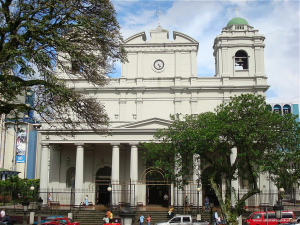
xmin=154 ymin=60 xmax=164 ymax=70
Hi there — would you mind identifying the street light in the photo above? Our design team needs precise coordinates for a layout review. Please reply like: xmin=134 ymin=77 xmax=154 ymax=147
xmin=30 ymin=185 xmax=35 ymax=201
xmin=273 ymin=188 xmax=284 ymax=224
xmin=197 ymin=187 xmax=201 ymax=214
xmin=273 ymin=201 xmax=283 ymax=224
xmin=37 ymin=197 xmax=43 ymax=225
xmin=278 ymin=188 xmax=285 ymax=205
xmin=22 ymin=198 xmax=30 ymax=225
xmin=210 ymin=199 xmax=214 ymax=225
xmin=107 ymin=184 xmax=112 ymax=211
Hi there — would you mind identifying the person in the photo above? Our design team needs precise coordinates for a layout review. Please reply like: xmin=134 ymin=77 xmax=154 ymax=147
xmin=147 ymin=215 xmax=151 ymax=225
xmin=168 ymin=205 xmax=174 ymax=219
xmin=139 ymin=214 xmax=144 ymax=225
xmin=185 ymin=195 xmax=189 ymax=207
xmin=204 ymin=196 xmax=209 ymax=211
xmin=2 ymin=214 xmax=12 ymax=225
xmin=163 ymin=193 xmax=169 ymax=207
xmin=85 ymin=195 xmax=89 ymax=207
xmin=217 ymin=216 xmax=221 ymax=225
xmin=0 ymin=209 xmax=5 ymax=219
xmin=47 ymin=193 xmax=51 ymax=207
xmin=103 ymin=215 xmax=109 ymax=224
xmin=214 ymin=211 xmax=219 ymax=225
xmin=106 ymin=210 xmax=113 ymax=223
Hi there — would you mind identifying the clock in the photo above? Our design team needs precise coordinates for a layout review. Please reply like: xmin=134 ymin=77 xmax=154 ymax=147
xmin=153 ymin=59 xmax=164 ymax=70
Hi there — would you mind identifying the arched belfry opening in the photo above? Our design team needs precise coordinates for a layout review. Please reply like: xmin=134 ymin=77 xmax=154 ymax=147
xmin=141 ymin=167 xmax=170 ymax=206
xmin=95 ymin=166 xmax=111 ymax=205
xmin=201 ymin=167 xmax=221 ymax=206
xmin=235 ymin=50 xmax=248 ymax=70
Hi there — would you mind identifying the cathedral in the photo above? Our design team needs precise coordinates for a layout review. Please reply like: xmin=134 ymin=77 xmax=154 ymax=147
xmin=3 ymin=16 xmax=296 ymax=208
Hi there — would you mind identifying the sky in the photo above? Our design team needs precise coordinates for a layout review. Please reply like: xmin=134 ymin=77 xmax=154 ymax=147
xmin=110 ymin=0 xmax=299 ymax=105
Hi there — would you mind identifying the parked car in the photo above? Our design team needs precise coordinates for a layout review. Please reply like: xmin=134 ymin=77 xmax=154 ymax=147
xmin=193 ymin=220 xmax=210 ymax=225
xmin=34 ymin=215 xmax=63 ymax=225
xmin=281 ymin=217 xmax=300 ymax=225
xmin=41 ymin=218 xmax=80 ymax=225
xmin=155 ymin=215 xmax=209 ymax=225
xmin=244 ymin=211 xmax=295 ymax=225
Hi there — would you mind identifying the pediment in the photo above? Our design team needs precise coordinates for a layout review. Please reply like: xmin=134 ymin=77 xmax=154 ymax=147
xmin=173 ymin=31 xmax=199 ymax=43
xmin=115 ymin=118 xmax=172 ymax=129
xmin=124 ymin=32 xmax=147 ymax=44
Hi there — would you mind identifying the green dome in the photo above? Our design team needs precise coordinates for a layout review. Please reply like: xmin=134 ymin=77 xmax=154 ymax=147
xmin=226 ymin=17 xmax=249 ymax=27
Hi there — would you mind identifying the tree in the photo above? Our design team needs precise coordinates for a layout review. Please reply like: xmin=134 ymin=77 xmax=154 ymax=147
xmin=143 ymin=94 xmax=300 ymax=225
xmin=0 ymin=0 xmax=127 ymax=133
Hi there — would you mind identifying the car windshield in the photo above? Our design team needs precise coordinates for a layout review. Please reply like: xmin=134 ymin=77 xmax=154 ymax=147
xmin=247 ymin=213 xmax=254 ymax=219
xmin=46 ymin=217 xmax=55 ymax=220
xmin=68 ymin=218 xmax=75 ymax=223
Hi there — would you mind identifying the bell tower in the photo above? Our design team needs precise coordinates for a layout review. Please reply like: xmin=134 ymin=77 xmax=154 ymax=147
xmin=213 ymin=17 xmax=266 ymax=79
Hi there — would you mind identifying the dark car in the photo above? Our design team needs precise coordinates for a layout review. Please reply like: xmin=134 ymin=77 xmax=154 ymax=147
xmin=34 ymin=216 xmax=63 ymax=225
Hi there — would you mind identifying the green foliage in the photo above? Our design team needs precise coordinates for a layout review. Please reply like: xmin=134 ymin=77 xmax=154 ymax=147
xmin=0 ymin=176 xmax=40 ymax=203
xmin=0 ymin=0 xmax=127 ymax=133
xmin=144 ymin=94 xmax=300 ymax=225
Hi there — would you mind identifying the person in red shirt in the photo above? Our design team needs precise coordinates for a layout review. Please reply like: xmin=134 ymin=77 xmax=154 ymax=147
xmin=147 ymin=215 xmax=151 ymax=225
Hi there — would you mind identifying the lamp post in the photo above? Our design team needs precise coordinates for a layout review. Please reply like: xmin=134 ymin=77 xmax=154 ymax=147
xmin=22 ymin=198 xmax=30 ymax=225
xmin=30 ymin=185 xmax=35 ymax=202
xmin=210 ymin=199 xmax=214 ymax=225
xmin=278 ymin=188 xmax=285 ymax=205
xmin=107 ymin=184 xmax=112 ymax=211
xmin=273 ymin=188 xmax=284 ymax=224
xmin=37 ymin=197 xmax=43 ymax=225
xmin=30 ymin=185 xmax=35 ymax=191
xmin=196 ymin=187 xmax=201 ymax=214
xmin=273 ymin=201 xmax=283 ymax=224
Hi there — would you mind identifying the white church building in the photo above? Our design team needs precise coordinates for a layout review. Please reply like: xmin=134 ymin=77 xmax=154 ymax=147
xmin=3 ymin=16 xmax=291 ymax=208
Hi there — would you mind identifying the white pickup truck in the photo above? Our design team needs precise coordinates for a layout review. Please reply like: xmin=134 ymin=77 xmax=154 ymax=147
xmin=154 ymin=215 xmax=209 ymax=225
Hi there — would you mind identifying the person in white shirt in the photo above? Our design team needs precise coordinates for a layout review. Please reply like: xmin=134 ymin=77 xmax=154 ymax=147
xmin=214 ymin=211 xmax=219 ymax=225
xmin=1 ymin=209 xmax=5 ymax=218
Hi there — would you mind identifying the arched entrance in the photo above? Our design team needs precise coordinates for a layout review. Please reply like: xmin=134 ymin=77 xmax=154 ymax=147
xmin=141 ymin=167 xmax=170 ymax=206
xmin=201 ymin=167 xmax=221 ymax=206
xmin=95 ymin=166 xmax=111 ymax=205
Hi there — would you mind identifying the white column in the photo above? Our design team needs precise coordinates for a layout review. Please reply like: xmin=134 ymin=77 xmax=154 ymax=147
xmin=221 ymin=48 xmax=229 ymax=76
xmin=230 ymin=147 xmax=238 ymax=206
xmin=40 ymin=143 xmax=50 ymax=201
xmin=193 ymin=154 xmax=202 ymax=207
xmin=111 ymin=143 xmax=120 ymax=206
xmin=175 ymin=51 xmax=181 ymax=77
xmin=130 ymin=144 xmax=138 ymax=206
xmin=175 ymin=153 xmax=183 ymax=207
xmin=191 ymin=50 xmax=197 ymax=77
xmin=75 ymin=144 xmax=84 ymax=205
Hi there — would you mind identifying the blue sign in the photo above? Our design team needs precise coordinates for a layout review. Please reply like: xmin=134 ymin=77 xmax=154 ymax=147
xmin=16 ymin=155 xmax=25 ymax=163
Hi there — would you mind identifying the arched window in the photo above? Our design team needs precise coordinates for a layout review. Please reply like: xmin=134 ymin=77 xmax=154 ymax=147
xmin=273 ymin=105 xmax=282 ymax=114
xmin=283 ymin=104 xmax=291 ymax=114
xmin=235 ymin=50 xmax=248 ymax=70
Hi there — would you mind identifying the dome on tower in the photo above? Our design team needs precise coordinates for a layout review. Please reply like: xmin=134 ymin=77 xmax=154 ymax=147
xmin=226 ymin=17 xmax=249 ymax=27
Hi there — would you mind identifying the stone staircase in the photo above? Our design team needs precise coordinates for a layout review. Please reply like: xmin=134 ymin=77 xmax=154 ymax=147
xmin=4 ymin=207 xmax=216 ymax=225
xmin=74 ymin=208 xmax=212 ymax=225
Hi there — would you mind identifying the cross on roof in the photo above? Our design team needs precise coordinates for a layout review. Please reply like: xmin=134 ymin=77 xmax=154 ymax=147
xmin=155 ymin=6 xmax=164 ymax=27
xmin=234 ymin=6 xmax=241 ymax=17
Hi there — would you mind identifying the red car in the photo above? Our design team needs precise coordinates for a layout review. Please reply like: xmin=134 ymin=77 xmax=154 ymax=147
xmin=42 ymin=218 xmax=80 ymax=225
